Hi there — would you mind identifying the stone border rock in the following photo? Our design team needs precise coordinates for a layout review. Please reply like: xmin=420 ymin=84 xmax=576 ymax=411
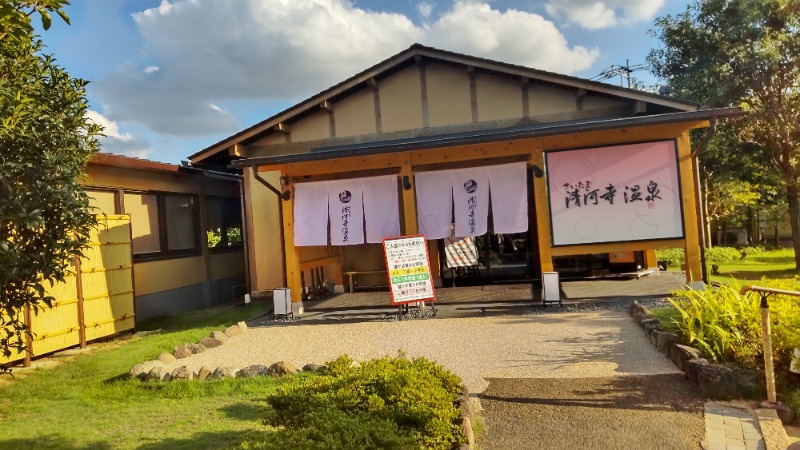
xmin=628 ymin=301 xmax=795 ymax=425
xmin=456 ymin=386 xmax=477 ymax=450
xmin=128 ymin=320 xmax=329 ymax=382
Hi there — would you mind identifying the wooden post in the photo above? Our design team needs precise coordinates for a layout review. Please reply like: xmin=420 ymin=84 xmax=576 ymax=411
xmin=281 ymin=179 xmax=303 ymax=303
xmin=644 ymin=249 xmax=658 ymax=270
xmin=75 ymin=257 xmax=87 ymax=348
xmin=400 ymin=155 xmax=418 ymax=236
xmin=531 ymin=146 xmax=554 ymax=273
xmin=23 ymin=303 xmax=32 ymax=367
xmin=676 ymin=133 xmax=703 ymax=283
xmin=761 ymin=298 xmax=777 ymax=403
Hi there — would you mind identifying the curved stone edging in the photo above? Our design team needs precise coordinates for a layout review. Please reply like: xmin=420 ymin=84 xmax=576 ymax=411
xmin=457 ymin=386 xmax=477 ymax=450
xmin=629 ymin=300 xmax=796 ymax=425
xmin=128 ymin=320 xmax=328 ymax=382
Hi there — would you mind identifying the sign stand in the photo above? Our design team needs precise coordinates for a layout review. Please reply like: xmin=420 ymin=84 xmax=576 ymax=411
xmin=541 ymin=272 xmax=562 ymax=307
xmin=383 ymin=235 xmax=436 ymax=315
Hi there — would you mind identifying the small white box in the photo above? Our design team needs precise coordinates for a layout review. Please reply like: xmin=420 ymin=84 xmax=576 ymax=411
xmin=273 ymin=288 xmax=291 ymax=315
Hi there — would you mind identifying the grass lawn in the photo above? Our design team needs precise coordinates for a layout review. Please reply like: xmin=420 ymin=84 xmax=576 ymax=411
xmin=0 ymin=302 xmax=282 ymax=450
xmin=711 ymin=248 xmax=798 ymax=283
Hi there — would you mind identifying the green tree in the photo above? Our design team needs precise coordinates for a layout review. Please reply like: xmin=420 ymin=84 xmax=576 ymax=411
xmin=0 ymin=1 xmax=100 ymax=357
xmin=648 ymin=0 xmax=800 ymax=266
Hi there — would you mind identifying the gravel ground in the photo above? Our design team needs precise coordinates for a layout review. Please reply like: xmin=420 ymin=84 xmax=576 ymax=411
xmin=479 ymin=375 xmax=705 ymax=450
xmin=163 ymin=309 xmax=679 ymax=393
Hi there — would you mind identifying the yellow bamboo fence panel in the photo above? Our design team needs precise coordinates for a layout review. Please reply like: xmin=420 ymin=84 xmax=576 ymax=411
xmin=82 ymin=216 xmax=135 ymax=341
xmin=28 ymin=272 xmax=81 ymax=356
xmin=2 ymin=215 xmax=134 ymax=365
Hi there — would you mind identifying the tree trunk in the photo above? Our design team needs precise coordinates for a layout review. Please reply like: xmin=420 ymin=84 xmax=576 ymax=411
xmin=785 ymin=185 xmax=800 ymax=269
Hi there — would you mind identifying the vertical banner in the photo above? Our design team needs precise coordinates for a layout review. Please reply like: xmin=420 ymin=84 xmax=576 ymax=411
xmin=383 ymin=235 xmax=436 ymax=305
xmin=451 ymin=167 xmax=490 ymax=237
xmin=294 ymin=181 xmax=330 ymax=246
xmin=363 ymin=175 xmax=401 ymax=243
xmin=415 ymin=171 xmax=453 ymax=239
xmin=329 ymin=179 xmax=365 ymax=245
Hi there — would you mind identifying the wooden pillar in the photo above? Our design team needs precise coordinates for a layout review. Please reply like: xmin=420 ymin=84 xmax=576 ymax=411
xmin=281 ymin=179 xmax=303 ymax=303
xmin=400 ymin=155 xmax=418 ymax=235
xmin=531 ymin=146 xmax=554 ymax=273
xmin=23 ymin=304 xmax=32 ymax=367
xmin=428 ymin=240 xmax=442 ymax=287
xmin=75 ymin=257 xmax=87 ymax=348
xmin=677 ymin=133 xmax=703 ymax=283
xmin=644 ymin=249 xmax=658 ymax=270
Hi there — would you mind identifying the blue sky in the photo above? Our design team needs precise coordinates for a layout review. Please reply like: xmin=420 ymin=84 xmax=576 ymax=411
xmin=37 ymin=0 xmax=691 ymax=164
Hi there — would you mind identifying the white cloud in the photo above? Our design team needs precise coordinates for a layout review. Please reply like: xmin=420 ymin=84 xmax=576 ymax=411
xmin=85 ymin=110 xmax=152 ymax=159
xmin=426 ymin=2 xmax=598 ymax=73
xmin=96 ymin=0 xmax=598 ymax=137
xmin=143 ymin=65 xmax=159 ymax=74
xmin=418 ymin=2 xmax=434 ymax=19
xmin=545 ymin=0 xmax=664 ymax=29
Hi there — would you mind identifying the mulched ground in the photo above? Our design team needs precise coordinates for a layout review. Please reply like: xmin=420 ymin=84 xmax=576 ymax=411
xmin=478 ymin=374 xmax=705 ymax=450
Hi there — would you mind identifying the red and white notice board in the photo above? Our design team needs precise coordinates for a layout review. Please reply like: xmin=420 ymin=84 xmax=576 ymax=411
xmin=382 ymin=235 xmax=436 ymax=306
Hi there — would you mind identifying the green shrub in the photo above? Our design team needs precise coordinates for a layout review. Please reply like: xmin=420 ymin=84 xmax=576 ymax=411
xmin=705 ymin=246 xmax=743 ymax=264
xmin=657 ymin=248 xmax=685 ymax=267
xmin=241 ymin=408 xmax=417 ymax=450
xmin=246 ymin=354 xmax=465 ymax=450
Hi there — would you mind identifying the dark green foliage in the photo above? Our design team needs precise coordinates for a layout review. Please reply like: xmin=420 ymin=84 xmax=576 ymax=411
xmin=250 ymin=354 xmax=465 ymax=450
xmin=657 ymin=248 xmax=685 ymax=268
xmin=705 ymin=247 xmax=744 ymax=264
xmin=648 ymin=0 xmax=800 ymax=268
xmin=0 ymin=1 xmax=100 ymax=357
xmin=0 ymin=1 xmax=70 ymax=42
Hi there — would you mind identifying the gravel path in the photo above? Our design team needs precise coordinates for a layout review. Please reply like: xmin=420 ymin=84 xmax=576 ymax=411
xmin=164 ymin=309 xmax=679 ymax=392
xmin=479 ymin=375 xmax=705 ymax=450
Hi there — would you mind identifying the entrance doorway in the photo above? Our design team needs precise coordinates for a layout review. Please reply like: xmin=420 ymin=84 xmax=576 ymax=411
xmin=441 ymin=170 xmax=540 ymax=285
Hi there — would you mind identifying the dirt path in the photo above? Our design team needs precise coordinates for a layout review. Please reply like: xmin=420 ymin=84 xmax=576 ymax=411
xmin=478 ymin=374 xmax=705 ymax=449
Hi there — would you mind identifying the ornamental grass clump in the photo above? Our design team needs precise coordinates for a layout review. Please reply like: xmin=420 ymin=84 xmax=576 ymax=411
xmin=670 ymin=283 xmax=762 ymax=363
xmin=670 ymin=278 xmax=800 ymax=368
xmin=248 ymin=354 xmax=465 ymax=450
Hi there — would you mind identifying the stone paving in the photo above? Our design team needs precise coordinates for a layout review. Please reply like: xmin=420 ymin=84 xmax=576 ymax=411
xmin=305 ymin=271 xmax=686 ymax=311
xmin=703 ymin=402 xmax=765 ymax=450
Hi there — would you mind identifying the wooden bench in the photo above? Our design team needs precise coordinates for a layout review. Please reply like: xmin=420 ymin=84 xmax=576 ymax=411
xmin=344 ymin=270 xmax=388 ymax=293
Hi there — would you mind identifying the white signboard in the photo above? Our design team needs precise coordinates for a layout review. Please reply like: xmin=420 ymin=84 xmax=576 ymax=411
xmin=383 ymin=235 xmax=436 ymax=305
xmin=444 ymin=236 xmax=479 ymax=268
xmin=545 ymin=140 xmax=684 ymax=246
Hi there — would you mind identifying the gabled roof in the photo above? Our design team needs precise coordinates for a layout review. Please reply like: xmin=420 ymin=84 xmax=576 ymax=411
xmin=190 ymin=43 xmax=699 ymax=164
xmin=230 ymin=107 xmax=744 ymax=168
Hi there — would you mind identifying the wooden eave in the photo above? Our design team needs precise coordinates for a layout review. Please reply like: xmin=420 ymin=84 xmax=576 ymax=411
xmin=90 ymin=152 xmax=181 ymax=173
xmin=191 ymin=44 xmax=700 ymax=165
xmin=230 ymin=107 xmax=744 ymax=169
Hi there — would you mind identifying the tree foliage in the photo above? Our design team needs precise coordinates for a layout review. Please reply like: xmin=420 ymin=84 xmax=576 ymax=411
xmin=0 ymin=1 xmax=99 ymax=357
xmin=648 ymin=0 xmax=800 ymax=264
xmin=0 ymin=0 xmax=69 ymax=42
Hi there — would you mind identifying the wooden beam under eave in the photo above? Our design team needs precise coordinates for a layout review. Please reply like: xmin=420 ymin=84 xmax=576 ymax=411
xmin=540 ymin=121 xmax=708 ymax=152
xmin=259 ymin=153 xmax=406 ymax=177
xmin=229 ymin=144 xmax=244 ymax=158
xmin=411 ymin=139 xmax=533 ymax=166
xmin=549 ymin=239 xmax=687 ymax=257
